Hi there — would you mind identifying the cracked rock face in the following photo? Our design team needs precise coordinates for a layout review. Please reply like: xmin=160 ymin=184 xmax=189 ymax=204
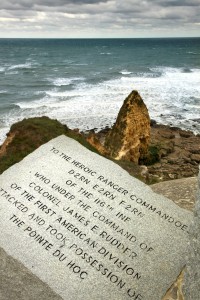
xmin=104 ymin=90 xmax=150 ymax=164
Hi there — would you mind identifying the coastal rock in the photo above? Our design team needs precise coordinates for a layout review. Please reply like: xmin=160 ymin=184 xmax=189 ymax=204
xmin=104 ymin=90 xmax=150 ymax=163
xmin=148 ymin=125 xmax=200 ymax=181
xmin=86 ymin=133 xmax=108 ymax=156
xmin=0 ymin=132 xmax=15 ymax=157
xmin=1 ymin=97 xmax=200 ymax=184
xmin=191 ymin=153 xmax=200 ymax=162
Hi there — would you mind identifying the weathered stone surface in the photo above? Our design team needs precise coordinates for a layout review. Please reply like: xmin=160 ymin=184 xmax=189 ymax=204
xmin=184 ymin=168 xmax=200 ymax=300
xmin=104 ymin=91 xmax=150 ymax=163
xmin=191 ymin=153 xmax=200 ymax=163
xmin=0 ymin=135 xmax=193 ymax=300
xmin=152 ymin=177 xmax=197 ymax=300
xmin=151 ymin=177 xmax=197 ymax=211
xmin=0 ymin=247 xmax=61 ymax=300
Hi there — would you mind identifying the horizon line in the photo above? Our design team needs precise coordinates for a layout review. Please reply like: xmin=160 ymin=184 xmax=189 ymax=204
xmin=0 ymin=36 xmax=200 ymax=40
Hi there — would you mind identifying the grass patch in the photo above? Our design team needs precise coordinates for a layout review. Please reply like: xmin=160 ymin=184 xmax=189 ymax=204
xmin=0 ymin=117 xmax=99 ymax=174
xmin=139 ymin=145 xmax=160 ymax=165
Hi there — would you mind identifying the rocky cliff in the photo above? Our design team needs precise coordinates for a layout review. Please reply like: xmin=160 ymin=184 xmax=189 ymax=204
xmin=1 ymin=95 xmax=200 ymax=183
xmin=104 ymin=90 xmax=150 ymax=163
xmin=90 ymin=122 xmax=200 ymax=183
xmin=148 ymin=123 xmax=200 ymax=181
xmin=0 ymin=117 xmax=99 ymax=174
xmin=0 ymin=100 xmax=199 ymax=300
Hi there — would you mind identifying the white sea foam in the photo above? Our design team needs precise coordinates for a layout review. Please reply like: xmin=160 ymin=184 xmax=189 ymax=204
xmin=72 ymin=63 xmax=89 ymax=66
xmin=63 ymin=59 xmax=75 ymax=64
xmin=100 ymin=52 xmax=112 ymax=55
xmin=0 ymin=127 xmax=10 ymax=144
xmin=48 ymin=77 xmax=85 ymax=87
xmin=53 ymin=78 xmax=73 ymax=86
xmin=120 ymin=70 xmax=133 ymax=75
xmin=15 ymin=96 xmax=57 ymax=109
xmin=187 ymin=52 xmax=199 ymax=55
xmin=7 ymin=62 xmax=34 ymax=70
xmin=0 ymin=65 xmax=200 ymax=144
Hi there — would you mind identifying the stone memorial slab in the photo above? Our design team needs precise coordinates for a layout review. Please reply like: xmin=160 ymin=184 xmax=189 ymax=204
xmin=0 ymin=135 xmax=193 ymax=299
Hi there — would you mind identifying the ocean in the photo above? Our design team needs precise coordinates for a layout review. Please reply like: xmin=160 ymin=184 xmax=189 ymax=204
xmin=0 ymin=38 xmax=200 ymax=143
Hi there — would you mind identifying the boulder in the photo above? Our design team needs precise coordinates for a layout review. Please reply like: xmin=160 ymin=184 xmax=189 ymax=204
xmin=104 ymin=91 xmax=150 ymax=163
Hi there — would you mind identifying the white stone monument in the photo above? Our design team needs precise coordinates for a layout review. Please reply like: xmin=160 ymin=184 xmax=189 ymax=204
xmin=0 ymin=135 xmax=193 ymax=299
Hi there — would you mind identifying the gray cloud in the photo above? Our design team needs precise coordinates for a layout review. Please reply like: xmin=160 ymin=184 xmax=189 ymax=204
xmin=0 ymin=0 xmax=199 ymax=37
xmin=156 ymin=0 xmax=200 ymax=7
xmin=0 ymin=0 xmax=109 ymax=10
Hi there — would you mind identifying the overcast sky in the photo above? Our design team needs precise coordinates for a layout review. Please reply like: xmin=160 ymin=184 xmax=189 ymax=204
xmin=0 ymin=0 xmax=200 ymax=38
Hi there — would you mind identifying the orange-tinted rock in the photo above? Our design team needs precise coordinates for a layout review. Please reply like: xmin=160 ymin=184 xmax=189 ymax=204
xmin=104 ymin=90 xmax=150 ymax=163
xmin=86 ymin=133 xmax=108 ymax=156
xmin=0 ymin=132 xmax=15 ymax=157
xmin=162 ymin=270 xmax=185 ymax=300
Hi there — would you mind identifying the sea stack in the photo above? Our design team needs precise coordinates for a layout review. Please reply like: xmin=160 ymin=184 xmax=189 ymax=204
xmin=105 ymin=90 xmax=150 ymax=163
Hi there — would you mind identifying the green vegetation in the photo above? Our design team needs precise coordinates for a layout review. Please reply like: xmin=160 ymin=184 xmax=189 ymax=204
xmin=114 ymin=159 xmax=145 ymax=181
xmin=139 ymin=145 xmax=160 ymax=165
xmin=0 ymin=117 xmax=99 ymax=174
xmin=0 ymin=116 xmax=161 ymax=185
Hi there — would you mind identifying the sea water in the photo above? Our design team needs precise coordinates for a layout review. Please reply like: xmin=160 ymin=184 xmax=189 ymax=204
xmin=0 ymin=38 xmax=200 ymax=142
